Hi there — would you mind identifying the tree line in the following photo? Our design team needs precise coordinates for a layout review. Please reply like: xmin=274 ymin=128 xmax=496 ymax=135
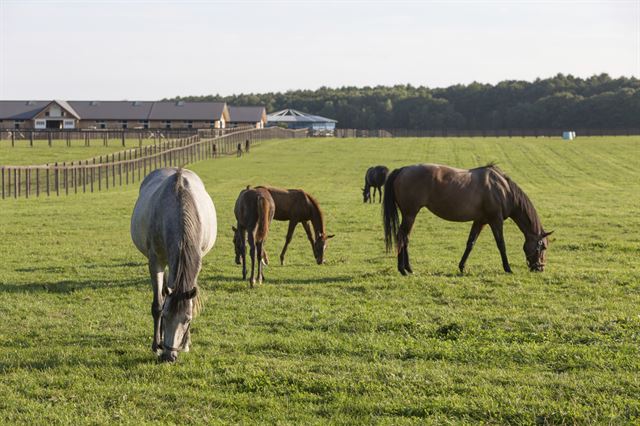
xmin=169 ymin=74 xmax=639 ymax=130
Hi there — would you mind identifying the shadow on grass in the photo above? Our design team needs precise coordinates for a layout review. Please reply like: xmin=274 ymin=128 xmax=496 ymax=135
xmin=0 ymin=277 xmax=143 ymax=294
xmin=202 ymin=274 xmax=354 ymax=287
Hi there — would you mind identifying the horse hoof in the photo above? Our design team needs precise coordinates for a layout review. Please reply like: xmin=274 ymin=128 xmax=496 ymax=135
xmin=399 ymin=268 xmax=407 ymax=276
xmin=405 ymin=266 xmax=413 ymax=274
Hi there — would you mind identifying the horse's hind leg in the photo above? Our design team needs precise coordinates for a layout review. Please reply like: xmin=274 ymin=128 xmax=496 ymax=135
xmin=459 ymin=221 xmax=485 ymax=273
xmin=256 ymin=240 xmax=264 ymax=284
xmin=378 ymin=186 xmax=383 ymax=203
xmin=248 ymin=231 xmax=257 ymax=287
xmin=398 ymin=214 xmax=416 ymax=275
xmin=489 ymin=219 xmax=512 ymax=273
xmin=148 ymin=256 xmax=165 ymax=353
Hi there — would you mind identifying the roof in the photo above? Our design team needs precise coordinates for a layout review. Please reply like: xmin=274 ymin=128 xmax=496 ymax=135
xmin=49 ymin=100 xmax=81 ymax=119
xmin=0 ymin=101 xmax=49 ymax=120
xmin=69 ymin=101 xmax=155 ymax=120
xmin=1 ymin=100 xmax=229 ymax=121
xmin=149 ymin=101 xmax=227 ymax=121
xmin=228 ymin=106 xmax=266 ymax=123
xmin=267 ymin=109 xmax=337 ymax=124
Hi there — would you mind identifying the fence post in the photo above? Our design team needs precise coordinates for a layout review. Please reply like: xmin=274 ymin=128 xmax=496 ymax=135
xmin=122 ymin=131 xmax=125 ymax=147
xmin=36 ymin=168 xmax=39 ymax=197
xmin=46 ymin=164 xmax=50 ymax=197
xmin=48 ymin=131 xmax=52 ymax=147
xmin=30 ymin=131 xmax=33 ymax=147
xmin=15 ymin=169 xmax=18 ymax=198
xmin=64 ymin=162 xmax=69 ymax=196
xmin=91 ymin=159 xmax=95 ymax=193
xmin=54 ymin=162 xmax=59 ymax=196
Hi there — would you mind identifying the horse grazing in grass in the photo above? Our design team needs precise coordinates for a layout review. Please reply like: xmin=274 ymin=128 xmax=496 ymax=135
xmin=256 ymin=186 xmax=334 ymax=265
xmin=232 ymin=186 xmax=275 ymax=286
xmin=383 ymin=163 xmax=552 ymax=275
xmin=131 ymin=168 xmax=217 ymax=362
xmin=363 ymin=165 xmax=389 ymax=203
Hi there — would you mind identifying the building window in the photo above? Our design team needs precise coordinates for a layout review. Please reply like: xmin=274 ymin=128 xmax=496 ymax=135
xmin=45 ymin=111 xmax=50 ymax=117
xmin=96 ymin=120 xmax=106 ymax=129
xmin=209 ymin=120 xmax=216 ymax=128
xmin=186 ymin=120 xmax=193 ymax=129
xmin=14 ymin=120 xmax=24 ymax=129
xmin=120 ymin=120 xmax=128 ymax=129
xmin=138 ymin=120 xmax=149 ymax=129
xmin=163 ymin=120 xmax=172 ymax=129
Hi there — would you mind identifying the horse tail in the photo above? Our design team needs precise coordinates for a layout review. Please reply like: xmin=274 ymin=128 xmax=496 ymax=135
xmin=383 ymin=167 xmax=403 ymax=253
xmin=170 ymin=169 xmax=202 ymax=314
xmin=256 ymin=193 xmax=270 ymax=243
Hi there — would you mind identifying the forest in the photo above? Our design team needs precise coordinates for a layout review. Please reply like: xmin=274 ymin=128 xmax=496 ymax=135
xmin=170 ymin=74 xmax=639 ymax=130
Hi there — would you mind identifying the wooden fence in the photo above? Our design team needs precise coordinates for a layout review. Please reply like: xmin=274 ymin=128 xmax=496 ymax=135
xmin=334 ymin=128 xmax=640 ymax=138
xmin=1 ymin=127 xmax=306 ymax=200
xmin=0 ymin=127 xmax=255 ymax=147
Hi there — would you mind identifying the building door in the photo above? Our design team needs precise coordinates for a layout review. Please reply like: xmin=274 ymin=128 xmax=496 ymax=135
xmin=46 ymin=120 xmax=63 ymax=129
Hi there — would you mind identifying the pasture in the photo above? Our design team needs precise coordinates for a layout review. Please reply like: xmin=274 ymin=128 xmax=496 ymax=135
xmin=1 ymin=136 xmax=639 ymax=423
xmin=0 ymin=139 xmax=160 ymax=166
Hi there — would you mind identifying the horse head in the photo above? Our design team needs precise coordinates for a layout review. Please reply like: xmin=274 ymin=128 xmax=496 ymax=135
xmin=523 ymin=230 xmax=553 ymax=272
xmin=313 ymin=233 xmax=335 ymax=264
xmin=159 ymin=286 xmax=197 ymax=362
xmin=362 ymin=187 xmax=370 ymax=203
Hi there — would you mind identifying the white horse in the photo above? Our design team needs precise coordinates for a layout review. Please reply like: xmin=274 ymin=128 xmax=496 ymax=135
xmin=131 ymin=168 xmax=217 ymax=362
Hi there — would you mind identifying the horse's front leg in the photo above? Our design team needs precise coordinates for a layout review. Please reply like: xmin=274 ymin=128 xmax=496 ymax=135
xmin=459 ymin=221 xmax=485 ymax=273
xmin=241 ymin=227 xmax=247 ymax=280
xmin=302 ymin=221 xmax=315 ymax=248
xmin=279 ymin=221 xmax=297 ymax=265
xmin=489 ymin=219 xmax=512 ymax=273
xmin=148 ymin=256 xmax=165 ymax=353
xmin=378 ymin=186 xmax=383 ymax=203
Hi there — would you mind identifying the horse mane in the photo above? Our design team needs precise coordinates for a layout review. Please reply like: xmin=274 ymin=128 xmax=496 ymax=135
xmin=306 ymin=192 xmax=325 ymax=236
xmin=168 ymin=169 xmax=202 ymax=315
xmin=487 ymin=164 xmax=543 ymax=234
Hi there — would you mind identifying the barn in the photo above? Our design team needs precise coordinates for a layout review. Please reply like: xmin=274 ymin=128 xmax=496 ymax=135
xmin=0 ymin=100 xmax=230 ymax=130
xmin=228 ymin=106 xmax=267 ymax=129
xmin=267 ymin=109 xmax=337 ymax=135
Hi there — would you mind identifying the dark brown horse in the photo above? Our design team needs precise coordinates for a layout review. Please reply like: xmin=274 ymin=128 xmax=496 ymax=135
xmin=256 ymin=186 xmax=334 ymax=265
xmin=363 ymin=165 xmax=389 ymax=203
xmin=383 ymin=163 xmax=552 ymax=275
xmin=233 ymin=186 xmax=275 ymax=286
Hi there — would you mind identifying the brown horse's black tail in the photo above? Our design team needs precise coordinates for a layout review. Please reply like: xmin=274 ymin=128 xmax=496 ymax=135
xmin=383 ymin=167 xmax=403 ymax=253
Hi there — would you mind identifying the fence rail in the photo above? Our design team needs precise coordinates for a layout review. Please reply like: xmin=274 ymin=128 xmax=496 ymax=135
xmin=0 ymin=127 xmax=256 ymax=147
xmin=1 ymin=127 xmax=306 ymax=200
xmin=334 ymin=128 xmax=640 ymax=138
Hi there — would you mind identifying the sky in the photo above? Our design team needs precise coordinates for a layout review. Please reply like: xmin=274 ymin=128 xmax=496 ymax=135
xmin=0 ymin=0 xmax=638 ymax=100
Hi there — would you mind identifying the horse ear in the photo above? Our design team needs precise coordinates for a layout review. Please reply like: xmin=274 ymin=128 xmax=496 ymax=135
xmin=326 ymin=234 xmax=335 ymax=239
xmin=232 ymin=226 xmax=237 ymax=232
xmin=543 ymin=230 xmax=554 ymax=238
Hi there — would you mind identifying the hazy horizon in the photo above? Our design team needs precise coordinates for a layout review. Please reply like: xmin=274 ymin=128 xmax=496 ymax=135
xmin=1 ymin=0 xmax=638 ymax=100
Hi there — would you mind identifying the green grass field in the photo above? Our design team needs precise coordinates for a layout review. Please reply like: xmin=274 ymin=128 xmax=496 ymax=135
xmin=0 ymin=139 xmax=160 ymax=166
xmin=1 ymin=136 xmax=639 ymax=424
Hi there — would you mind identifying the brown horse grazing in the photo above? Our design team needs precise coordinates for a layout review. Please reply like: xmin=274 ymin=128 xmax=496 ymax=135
xmin=232 ymin=186 xmax=275 ymax=286
xmin=363 ymin=165 xmax=389 ymax=203
xmin=256 ymin=186 xmax=334 ymax=265
xmin=383 ymin=163 xmax=553 ymax=275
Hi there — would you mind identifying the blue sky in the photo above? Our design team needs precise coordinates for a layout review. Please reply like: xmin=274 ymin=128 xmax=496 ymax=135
xmin=0 ymin=0 xmax=638 ymax=99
